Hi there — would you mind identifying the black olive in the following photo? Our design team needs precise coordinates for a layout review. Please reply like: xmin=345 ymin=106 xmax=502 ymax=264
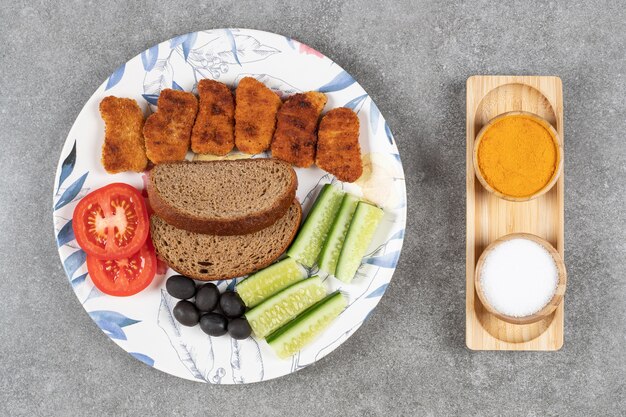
xmin=228 ymin=317 xmax=252 ymax=340
xmin=195 ymin=283 xmax=220 ymax=312
xmin=219 ymin=291 xmax=246 ymax=318
xmin=199 ymin=313 xmax=228 ymax=336
xmin=166 ymin=275 xmax=196 ymax=299
xmin=173 ymin=300 xmax=199 ymax=326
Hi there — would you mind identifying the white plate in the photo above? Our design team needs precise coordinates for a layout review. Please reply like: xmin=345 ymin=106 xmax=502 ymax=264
xmin=53 ymin=29 xmax=406 ymax=383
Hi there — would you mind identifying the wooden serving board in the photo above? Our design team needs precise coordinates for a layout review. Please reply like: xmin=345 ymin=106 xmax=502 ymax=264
xmin=465 ymin=75 xmax=564 ymax=350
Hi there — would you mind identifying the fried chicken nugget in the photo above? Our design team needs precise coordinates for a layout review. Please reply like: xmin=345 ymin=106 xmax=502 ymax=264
xmin=316 ymin=107 xmax=363 ymax=182
xmin=271 ymin=92 xmax=327 ymax=167
xmin=191 ymin=79 xmax=235 ymax=155
xmin=234 ymin=77 xmax=282 ymax=154
xmin=99 ymin=96 xmax=148 ymax=174
xmin=144 ymin=89 xmax=198 ymax=164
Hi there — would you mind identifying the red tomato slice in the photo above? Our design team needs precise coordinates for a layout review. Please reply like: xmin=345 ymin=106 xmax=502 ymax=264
xmin=86 ymin=241 xmax=156 ymax=296
xmin=73 ymin=183 xmax=149 ymax=260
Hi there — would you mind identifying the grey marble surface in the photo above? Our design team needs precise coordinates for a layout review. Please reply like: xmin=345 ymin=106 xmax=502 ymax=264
xmin=1 ymin=1 xmax=625 ymax=416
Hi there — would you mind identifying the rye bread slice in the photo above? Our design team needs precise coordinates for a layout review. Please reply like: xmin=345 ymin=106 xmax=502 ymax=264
xmin=147 ymin=159 xmax=297 ymax=235
xmin=150 ymin=200 xmax=302 ymax=280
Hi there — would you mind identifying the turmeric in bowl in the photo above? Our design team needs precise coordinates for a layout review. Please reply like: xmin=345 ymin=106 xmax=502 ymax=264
xmin=475 ymin=113 xmax=560 ymax=199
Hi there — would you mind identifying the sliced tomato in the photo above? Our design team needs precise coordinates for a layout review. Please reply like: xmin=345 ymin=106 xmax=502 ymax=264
xmin=86 ymin=241 xmax=156 ymax=296
xmin=73 ymin=183 xmax=149 ymax=260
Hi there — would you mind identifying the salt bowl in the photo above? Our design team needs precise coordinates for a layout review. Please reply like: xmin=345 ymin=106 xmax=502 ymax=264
xmin=474 ymin=233 xmax=567 ymax=325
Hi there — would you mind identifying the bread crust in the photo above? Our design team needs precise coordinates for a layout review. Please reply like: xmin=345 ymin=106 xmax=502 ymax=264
xmin=146 ymin=159 xmax=297 ymax=236
xmin=150 ymin=201 xmax=302 ymax=280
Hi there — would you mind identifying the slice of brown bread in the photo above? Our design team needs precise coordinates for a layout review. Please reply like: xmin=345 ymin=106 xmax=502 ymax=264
xmin=147 ymin=159 xmax=297 ymax=235
xmin=150 ymin=200 xmax=302 ymax=280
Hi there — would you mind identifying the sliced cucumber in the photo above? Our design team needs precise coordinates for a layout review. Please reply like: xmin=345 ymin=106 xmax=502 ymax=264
xmin=245 ymin=276 xmax=326 ymax=338
xmin=287 ymin=184 xmax=344 ymax=267
xmin=236 ymin=257 xmax=307 ymax=308
xmin=335 ymin=202 xmax=384 ymax=283
xmin=318 ymin=194 xmax=360 ymax=276
xmin=266 ymin=291 xmax=346 ymax=359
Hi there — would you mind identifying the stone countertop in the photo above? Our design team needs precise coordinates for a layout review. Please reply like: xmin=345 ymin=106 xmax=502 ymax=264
xmin=1 ymin=1 xmax=624 ymax=416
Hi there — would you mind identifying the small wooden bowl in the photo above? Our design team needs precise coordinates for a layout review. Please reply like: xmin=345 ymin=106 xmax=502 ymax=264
xmin=473 ymin=111 xmax=563 ymax=202
xmin=474 ymin=233 xmax=567 ymax=325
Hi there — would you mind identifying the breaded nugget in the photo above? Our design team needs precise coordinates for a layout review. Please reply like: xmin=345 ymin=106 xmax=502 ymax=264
xmin=271 ymin=92 xmax=327 ymax=167
xmin=191 ymin=79 xmax=235 ymax=155
xmin=316 ymin=107 xmax=363 ymax=182
xmin=99 ymin=96 xmax=148 ymax=173
xmin=234 ymin=77 xmax=282 ymax=154
xmin=144 ymin=89 xmax=198 ymax=163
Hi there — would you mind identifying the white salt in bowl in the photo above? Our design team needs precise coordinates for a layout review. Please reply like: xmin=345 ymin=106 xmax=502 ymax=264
xmin=475 ymin=233 xmax=567 ymax=325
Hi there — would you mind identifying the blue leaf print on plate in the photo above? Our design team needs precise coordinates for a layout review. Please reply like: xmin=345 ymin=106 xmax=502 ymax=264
xmin=224 ymin=29 xmax=242 ymax=66
xmin=369 ymin=100 xmax=380 ymax=133
xmin=384 ymin=121 xmax=394 ymax=144
xmin=182 ymin=32 xmax=197 ymax=61
xmin=56 ymin=219 xmax=74 ymax=247
xmin=170 ymin=37 xmax=183 ymax=48
xmin=142 ymin=94 xmax=159 ymax=106
xmin=157 ymin=290 xmax=214 ymax=382
xmin=365 ymin=283 xmax=389 ymax=299
xmin=105 ymin=63 xmax=125 ymax=91
xmin=89 ymin=310 xmax=140 ymax=341
xmin=71 ymin=272 xmax=88 ymax=288
xmin=143 ymin=59 xmax=174 ymax=96
xmin=285 ymin=36 xmax=296 ymax=49
xmin=130 ymin=352 xmax=155 ymax=367
xmin=170 ymin=33 xmax=197 ymax=61
xmin=83 ymin=286 xmax=103 ymax=304
xmin=141 ymin=45 xmax=159 ymax=71
xmin=343 ymin=94 xmax=367 ymax=112
xmin=226 ymin=279 xmax=237 ymax=292
xmin=186 ymin=34 xmax=278 ymax=80
xmin=169 ymin=33 xmax=188 ymax=48
xmin=57 ymin=140 xmax=76 ymax=193
xmin=388 ymin=229 xmax=405 ymax=241
xmin=63 ymin=249 xmax=86 ymax=279
xmin=97 ymin=319 xmax=127 ymax=340
xmin=90 ymin=310 xmax=141 ymax=327
xmin=363 ymin=250 xmax=401 ymax=269
xmin=221 ymin=35 xmax=279 ymax=64
xmin=230 ymin=337 xmax=264 ymax=383
xmin=317 ymin=71 xmax=356 ymax=93
xmin=172 ymin=80 xmax=184 ymax=91
xmin=54 ymin=172 xmax=88 ymax=210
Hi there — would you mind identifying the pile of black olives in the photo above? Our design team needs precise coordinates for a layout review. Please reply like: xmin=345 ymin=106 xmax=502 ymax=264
xmin=166 ymin=275 xmax=251 ymax=340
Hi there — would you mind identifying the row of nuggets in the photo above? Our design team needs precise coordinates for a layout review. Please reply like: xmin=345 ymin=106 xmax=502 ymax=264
xmin=99 ymin=77 xmax=363 ymax=182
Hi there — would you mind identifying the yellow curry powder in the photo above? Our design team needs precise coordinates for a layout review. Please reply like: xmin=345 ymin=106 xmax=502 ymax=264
xmin=477 ymin=115 xmax=558 ymax=198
